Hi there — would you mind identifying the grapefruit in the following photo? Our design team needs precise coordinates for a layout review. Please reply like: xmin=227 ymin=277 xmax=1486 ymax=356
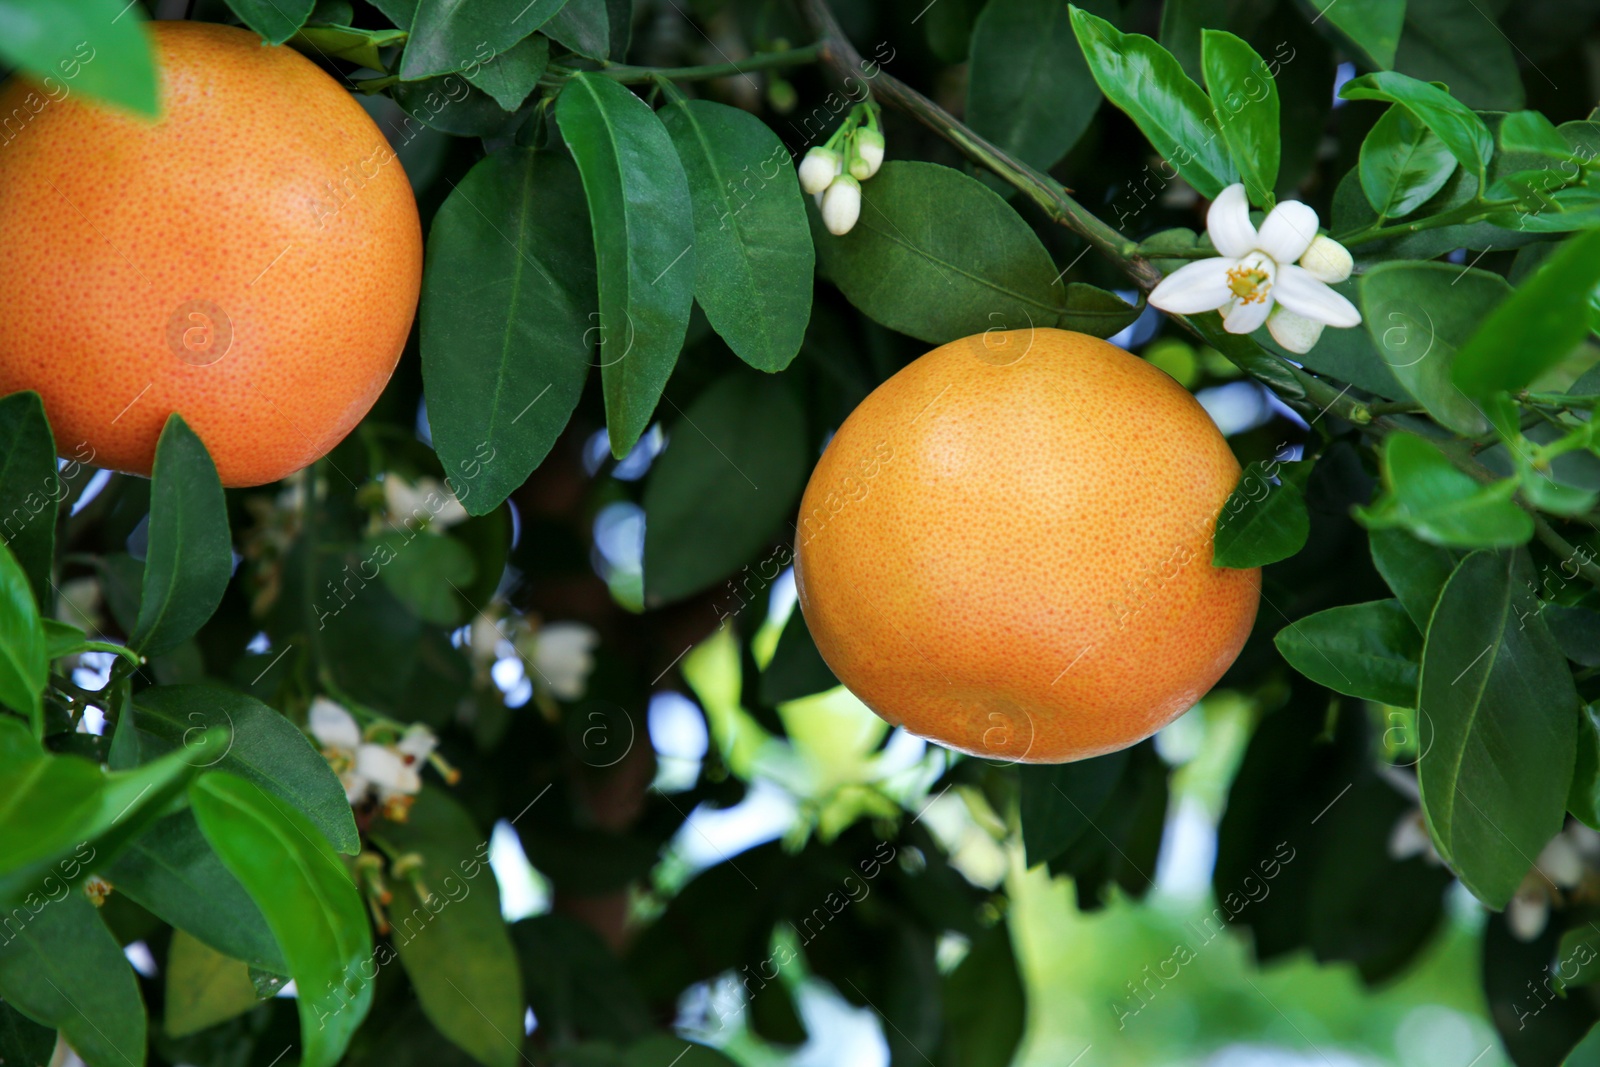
xmin=0 ymin=21 xmax=422 ymax=487
xmin=794 ymin=328 xmax=1259 ymax=763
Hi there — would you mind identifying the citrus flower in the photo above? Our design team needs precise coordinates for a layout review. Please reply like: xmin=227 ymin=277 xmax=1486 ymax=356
xmin=1506 ymin=827 xmax=1588 ymax=941
xmin=1148 ymin=183 xmax=1361 ymax=354
xmin=822 ymin=173 xmax=862 ymax=236
xmin=382 ymin=474 xmax=468 ymax=532
xmin=520 ymin=620 xmax=600 ymax=701
xmin=850 ymin=128 xmax=885 ymax=180
xmin=798 ymin=146 xmax=840 ymax=195
xmin=308 ymin=697 xmax=440 ymax=819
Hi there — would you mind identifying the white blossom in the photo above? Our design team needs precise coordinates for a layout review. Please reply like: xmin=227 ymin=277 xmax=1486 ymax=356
xmin=383 ymin=474 xmax=467 ymax=532
xmin=850 ymin=128 xmax=884 ymax=180
xmin=1148 ymin=184 xmax=1360 ymax=354
xmin=308 ymin=696 xmax=438 ymax=815
xmin=528 ymin=621 xmax=600 ymax=701
xmin=822 ymin=174 xmax=862 ymax=236
xmin=798 ymin=147 xmax=840 ymax=196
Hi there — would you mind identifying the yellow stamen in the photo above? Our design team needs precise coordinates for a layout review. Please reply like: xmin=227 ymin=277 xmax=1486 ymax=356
xmin=1226 ymin=264 xmax=1271 ymax=303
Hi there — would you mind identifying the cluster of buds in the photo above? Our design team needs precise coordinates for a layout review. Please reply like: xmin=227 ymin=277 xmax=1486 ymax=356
xmin=798 ymin=103 xmax=885 ymax=236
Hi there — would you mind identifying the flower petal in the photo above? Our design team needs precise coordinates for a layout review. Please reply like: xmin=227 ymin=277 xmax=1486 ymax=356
xmin=1266 ymin=307 xmax=1326 ymax=354
xmin=1256 ymin=199 xmax=1319 ymax=264
xmin=1274 ymin=264 xmax=1361 ymax=327
xmin=1222 ymin=293 xmax=1273 ymax=334
xmin=397 ymin=723 xmax=438 ymax=761
xmin=309 ymin=697 xmax=361 ymax=751
xmin=1299 ymin=235 xmax=1353 ymax=284
xmin=1206 ymin=184 xmax=1256 ymax=259
xmin=355 ymin=744 xmax=409 ymax=792
xmin=1148 ymin=257 xmax=1236 ymax=315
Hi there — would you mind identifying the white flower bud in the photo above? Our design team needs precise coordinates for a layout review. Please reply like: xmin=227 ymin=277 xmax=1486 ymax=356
xmin=850 ymin=128 xmax=885 ymax=180
xmin=798 ymin=147 xmax=839 ymax=195
xmin=1299 ymin=235 xmax=1353 ymax=284
xmin=821 ymin=174 xmax=861 ymax=236
xmin=1266 ymin=306 xmax=1326 ymax=355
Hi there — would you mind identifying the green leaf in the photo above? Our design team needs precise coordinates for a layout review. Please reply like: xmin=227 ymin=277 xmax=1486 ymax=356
xmin=1018 ymin=751 xmax=1128 ymax=867
xmin=557 ymin=73 xmax=696 ymax=458
xmin=661 ymin=99 xmax=813 ymax=373
xmin=0 ymin=998 xmax=54 ymax=1067
xmin=400 ymin=0 xmax=560 ymax=79
xmin=1498 ymin=110 xmax=1570 ymax=158
xmin=965 ymin=0 xmax=1114 ymax=171
xmin=190 ymin=773 xmax=373 ymax=1067
xmin=421 ymin=150 xmax=596 ymax=518
xmin=1368 ymin=527 xmax=1459 ymax=629
xmin=1556 ymin=924 xmax=1600 ymax=991
xmin=130 ymin=684 xmax=359 ymax=855
xmin=131 ymin=415 xmax=232 ymax=657
xmin=1358 ymin=104 xmax=1458 ymax=219
xmin=1356 ymin=433 xmax=1532 ymax=549
xmin=1416 ymin=550 xmax=1579 ymax=907
xmin=1548 ymin=605 xmax=1600 ymax=668
xmin=379 ymin=789 xmax=525 ymax=1067
xmin=0 ymin=0 xmax=158 ymax=115
xmin=813 ymin=162 xmax=1125 ymax=344
xmin=1200 ymin=29 xmax=1279 ymax=206
xmin=1359 ymin=261 xmax=1510 ymax=435
xmin=0 ymin=540 xmax=45 ymax=735
xmin=513 ymin=914 xmax=651 ymax=1043
xmin=225 ymin=0 xmax=316 ymax=45
xmin=1452 ymin=229 xmax=1600 ymax=397
xmin=938 ymin=920 xmax=1025 ymax=1067
xmin=1069 ymin=6 xmax=1237 ymax=199
xmin=1273 ymin=600 xmax=1422 ymax=707
xmin=761 ymin=608 xmax=839 ymax=705
xmin=1393 ymin=0 xmax=1524 ymax=111
xmin=290 ymin=23 xmax=407 ymax=71
xmin=1340 ymin=71 xmax=1493 ymax=184
xmin=0 ymin=893 xmax=144 ymax=1067
xmin=1305 ymin=0 xmax=1404 ymax=68
xmin=0 ymin=391 xmax=57 ymax=609
xmin=463 ymin=34 xmax=550 ymax=111
xmin=643 ymin=375 xmax=806 ymax=606
xmin=163 ymin=929 xmax=264 ymax=1038
xmin=541 ymin=0 xmax=608 ymax=59
xmin=1212 ymin=461 xmax=1308 ymax=568
xmin=1569 ymin=704 xmax=1600 ymax=831
xmin=106 ymin=810 xmax=285 ymax=972
xmin=0 ymin=716 xmax=213 ymax=905
xmin=364 ymin=531 xmax=476 ymax=626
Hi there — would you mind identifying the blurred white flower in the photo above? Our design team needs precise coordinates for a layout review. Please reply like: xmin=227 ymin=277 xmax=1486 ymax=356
xmin=822 ymin=174 xmax=862 ymax=236
xmin=799 ymin=146 xmax=841 ymax=195
xmin=1507 ymin=828 xmax=1589 ymax=941
xmin=525 ymin=621 xmax=600 ymax=701
xmin=1149 ymin=183 xmax=1360 ymax=354
xmin=308 ymin=696 xmax=439 ymax=818
xmin=383 ymin=474 xmax=467 ymax=532
xmin=1388 ymin=807 xmax=1442 ymax=865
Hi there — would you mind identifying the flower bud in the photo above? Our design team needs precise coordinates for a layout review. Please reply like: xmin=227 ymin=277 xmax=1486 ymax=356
xmin=798 ymin=147 xmax=839 ymax=195
xmin=850 ymin=128 xmax=885 ymax=180
xmin=1298 ymin=235 xmax=1353 ymax=284
xmin=821 ymin=174 xmax=861 ymax=236
xmin=1265 ymin=306 xmax=1325 ymax=355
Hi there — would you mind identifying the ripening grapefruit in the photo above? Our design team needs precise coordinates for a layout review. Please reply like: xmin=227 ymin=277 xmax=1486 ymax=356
xmin=794 ymin=328 xmax=1259 ymax=763
xmin=0 ymin=21 xmax=421 ymax=487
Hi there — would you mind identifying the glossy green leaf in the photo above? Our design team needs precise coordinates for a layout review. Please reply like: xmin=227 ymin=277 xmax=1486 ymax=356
xmin=1393 ymin=0 xmax=1524 ymax=111
xmin=131 ymin=684 xmax=359 ymax=855
xmin=965 ymin=0 xmax=1113 ymax=171
xmin=1499 ymin=110 xmax=1570 ymax=158
xmin=1212 ymin=461 xmax=1308 ymax=569
xmin=1548 ymin=605 xmax=1600 ymax=668
xmin=290 ymin=23 xmax=407 ymax=71
xmin=0 ymin=391 xmax=56 ymax=609
xmin=1570 ymin=704 xmax=1600 ymax=831
xmin=131 ymin=415 xmax=232 ymax=657
xmin=1069 ymin=7 xmax=1237 ymax=198
xmin=400 ymin=0 xmax=562 ymax=79
xmin=225 ymin=0 xmax=316 ymax=45
xmin=1452 ymin=229 xmax=1600 ymax=397
xmin=1356 ymin=433 xmax=1532 ymax=549
xmin=0 ymin=893 xmax=144 ymax=1067
xmin=661 ymin=98 xmax=813 ymax=373
xmin=1416 ymin=550 xmax=1579 ymax=907
xmin=107 ymin=810 xmax=285 ymax=972
xmin=761 ymin=608 xmax=839 ymax=705
xmin=1359 ymin=261 xmax=1509 ymax=435
xmin=0 ymin=716 xmax=214 ymax=905
xmin=813 ymin=161 xmax=1131 ymax=343
xmin=541 ymin=0 xmax=609 ymax=59
xmin=421 ymin=150 xmax=597 ymax=518
xmin=0 ymin=541 xmax=45 ymax=734
xmin=380 ymin=789 xmax=524 ymax=1067
xmin=1200 ymin=30 xmax=1279 ymax=206
xmin=557 ymin=73 xmax=695 ymax=458
xmin=0 ymin=0 xmax=158 ymax=115
xmin=190 ymin=773 xmax=373 ymax=1067
xmin=643 ymin=375 xmax=807 ymax=606
xmin=1273 ymin=600 xmax=1422 ymax=707
xmin=1305 ymin=0 xmax=1403 ymax=67
xmin=163 ymin=929 xmax=264 ymax=1037
xmin=1358 ymin=104 xmax=1458 ymax=219
xmin=463 ymin=34 xmax=550 ymax=111
xmin=1018 ymin=751 xmax=1128 ymax=867
xmin=0 ymin=998 xmax=54 ymax=1067
xmin=365 ymin=531 xmax=476 ymax=626
xmin=939 ymin=920 xmax=1025 ymax=1067
xmin=1368 ymin=527 xmax=1459 ymax=629
xmin=1340 ymin=71 xmax=1493 ymax=183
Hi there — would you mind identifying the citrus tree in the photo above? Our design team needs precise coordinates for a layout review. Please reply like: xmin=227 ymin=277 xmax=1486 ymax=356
xmin=2 ymin=1 xmax=1600 ymax=1066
